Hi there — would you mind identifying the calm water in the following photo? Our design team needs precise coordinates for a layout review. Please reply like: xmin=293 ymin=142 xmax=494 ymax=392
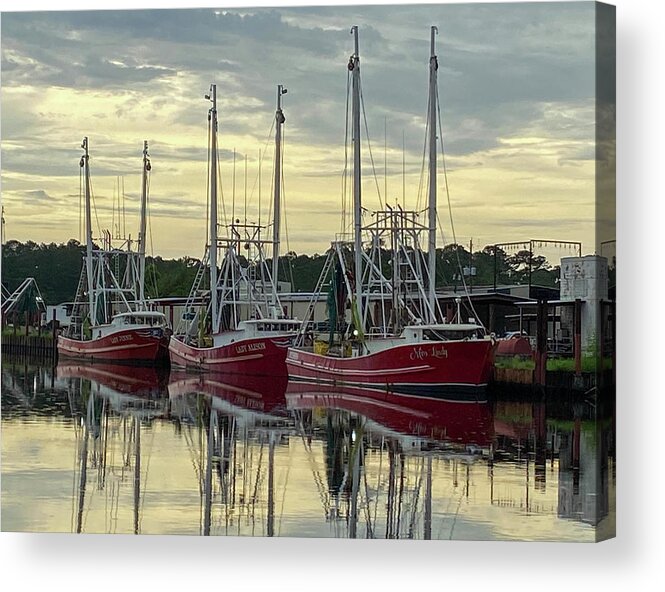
xmin=1 ymin=358 xmax=615 ymax=540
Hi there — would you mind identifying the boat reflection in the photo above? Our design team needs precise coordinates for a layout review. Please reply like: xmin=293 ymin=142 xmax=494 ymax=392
xmin=286 ymin=379 xmax=493 ymax=450
xmin=168 ymin=370 xmax=288 ymax=421
xmin=1 ymin=360 xmax=613 ymax=538
xmin=56 ymin=361 xmax=170 ymax=534
xmin=285 ymin=379 xmax=494 ymax=539
xmin=167 ymin=371 xmax=289 ymax=536
xmin=56 ymin=362 xmax=169 ymax=403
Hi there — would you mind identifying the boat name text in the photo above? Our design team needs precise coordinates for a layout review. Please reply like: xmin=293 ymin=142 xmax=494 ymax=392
xmin=236 ymin=342 xmax=266 ymax=354
xmin=410 ymin=345 xmax=448 ymax=360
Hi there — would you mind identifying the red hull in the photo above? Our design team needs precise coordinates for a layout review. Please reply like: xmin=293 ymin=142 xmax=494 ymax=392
xmin=57 ymin=329 xmax=170 ymax=364
xmin=168 ymin=335 xmax=291 ymax=375
xmin=285 ymin=381 xmax=494 ymax=447
xmin=286 ymin=339 xmax=496 ymax=399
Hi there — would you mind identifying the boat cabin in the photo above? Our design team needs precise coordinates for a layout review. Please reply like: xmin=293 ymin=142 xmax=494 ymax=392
xmin=402 ymin=323 xmax=485 ymax=342
xmin=90 ymin=311 xmax=170 ymax=340
xmin=241 ymin=319 xmax=302 ymax=334
xmin=211 ymin=318 xmax=301 ymax=347
xmin=111 ymin=311 xmax=170 ymax=328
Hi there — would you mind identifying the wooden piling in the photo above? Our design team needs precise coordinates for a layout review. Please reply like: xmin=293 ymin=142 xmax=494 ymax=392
xmin=574 ymin=298 xmax=582 ymax=376
xmin=534 ymin=299 xmax=548 ymax=386
xmin=1 ymin=334 xmax=57 ymax=363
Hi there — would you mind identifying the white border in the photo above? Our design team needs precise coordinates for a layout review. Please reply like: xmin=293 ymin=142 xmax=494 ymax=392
xmin=1 ymin=0 xmax=662 ymax=590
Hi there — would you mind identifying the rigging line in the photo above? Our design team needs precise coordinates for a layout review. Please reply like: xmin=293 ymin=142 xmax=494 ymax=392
xmin=448 ymin=486 xmax=466 ymax=540
xmin=416 ymin=93 xmax=430 ymax=213
xmin=341 ymin=69 xmax=351 ymax=235
xmin=277 ymin=435 xmax=294 ymax=538
xmin=407 ymin=456 xmax=425 ymax=539
xmin=146 ymin=172 xmax=159 ymax=298
xmin=253 ymin=119 xmax=277 ymax=233
xmin=232 ymin=148 xmax=236 ymax=225
xmin=279 ymin=130 xmax=297 ymax=293
xmin=248 ymin=118 xmax=276 ymax=222
xmin=206 ymin=116 xmax=211 ymax=245
xmin=122 ymin=176 xmax=126 ymax=240
xmin=244 ymin=153 xmax=248 ymax=225
xmin=79 ymin=167 xmax=83 ymax=242
xmin=358 ymin=80 xmax=384 ymax=210
xmin=384 ymin=116 xmax=387 ymax=207
xmin=138 ymin=418 xmax=157 ymax=532
xmin=402 ymin=131 xmax=406 ymax=209
xmin=217 ymin=138 xmax=227 ymax=231
xmin=434 ymin=210 xmax=452 ymax=286
xmin=88 ymin=172 xmax=103 ymax=243
xmin=373 ymin=436 xmax=385 ymax=529
xmin=436 ymin=87 xmax=485 ymax=329
xmin=111 ymin=178 xmax=116 ymax=242
xmin=361 ymin=456 xmax=375 ymax=539
xmin=70 ymin=398 xmax=79 ymax=534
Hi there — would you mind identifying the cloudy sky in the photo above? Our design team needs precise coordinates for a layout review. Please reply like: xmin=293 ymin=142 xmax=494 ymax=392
xmin=1 ymin=1 xmax=607 ymax=260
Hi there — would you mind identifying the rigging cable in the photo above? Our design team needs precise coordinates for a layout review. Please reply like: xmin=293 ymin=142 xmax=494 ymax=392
xmin=359 ymin=80 xmax=385 ymax=210
xmin=88 ymin=171 xmax=103 ymax=243
xmin=217 ymin=130 xmax=228 ymax=233
xmin=205 ymin=115 xmax=211 ymax=245
xmin=436 ymin=86 xmax=485 ymax=329
xmin=79 ymin=166 xmax=83 ymax=242
xmin=250 ymin=118 xmax=275 ymax=223
xmin=416 ymin=92 xmax=430 ymax=213
xmin=279 ymin=128 xmax=297 ymax=294
xmin=341 ymin=69 xmax=352 ymax=235
xmin=122 ymin=176 xmax=126 ymax=240
xmin=145 ymin=170 xmax=159 ymax=299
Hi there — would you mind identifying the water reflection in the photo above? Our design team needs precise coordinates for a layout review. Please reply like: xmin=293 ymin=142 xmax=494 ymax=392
xmin=168 ymin=371 xmax=290 ymax=536
xmin=0 ymin=360 xmax=614 ymax=540
xmin=285 ymin=382 xmax=494 ymax=539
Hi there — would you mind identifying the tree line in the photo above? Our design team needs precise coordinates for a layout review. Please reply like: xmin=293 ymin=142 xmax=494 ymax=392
xmin=2 ymin=238 xmax=568 ymax=305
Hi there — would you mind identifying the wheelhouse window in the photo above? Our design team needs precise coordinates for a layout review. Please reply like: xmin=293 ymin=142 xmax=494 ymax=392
xmin=423 ymin=328 xmax=482 ymax=341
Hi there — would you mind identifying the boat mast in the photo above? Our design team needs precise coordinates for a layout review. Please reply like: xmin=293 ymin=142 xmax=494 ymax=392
xmin=133 ymin=416 xmax=141 ymax=534
xmin=272 ymin=85 xmax=287 ymax=315
xmin=424 ymin=455 xmax=432 ymax=539
xmin=138 ymin=140 xmax=150 ymax=306
xmin=427 ymin=26 xmax=439 ymax=322
xmin=81 ymin=137 xmax=95 ymax=323
xmin=267 ymin=432 xmax=275 ymax=537
xmin=350 ymin=25 xmax=363 ymax=325
xmin=207 ymin=85 xmax=220 ymax=334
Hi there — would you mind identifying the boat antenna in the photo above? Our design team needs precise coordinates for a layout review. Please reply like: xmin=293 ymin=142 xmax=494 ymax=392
xmin=427 ymin=25 xmax=439 ymax=323
xmin=272 ymin=84 xmax=287 ymax=313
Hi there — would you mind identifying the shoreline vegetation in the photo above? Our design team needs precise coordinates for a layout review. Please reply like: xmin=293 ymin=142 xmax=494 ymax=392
xmin=494 ymin=355 xmax=613 ymax=372
xmin=1 ymin=238 xmax=575 ymax=304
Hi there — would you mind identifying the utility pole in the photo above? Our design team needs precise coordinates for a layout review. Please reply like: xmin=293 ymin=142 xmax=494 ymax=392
xmin=469 ymin=238 xmax=473 ymax=293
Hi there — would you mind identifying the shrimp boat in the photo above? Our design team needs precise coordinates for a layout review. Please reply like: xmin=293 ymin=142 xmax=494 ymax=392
xmin=57 ymin=139 xmax=170 ymax=364
xmin=168 ymin=84 xmax=300 ymax=372
xmin=287 ymin=26 xmax=496 ymax=398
